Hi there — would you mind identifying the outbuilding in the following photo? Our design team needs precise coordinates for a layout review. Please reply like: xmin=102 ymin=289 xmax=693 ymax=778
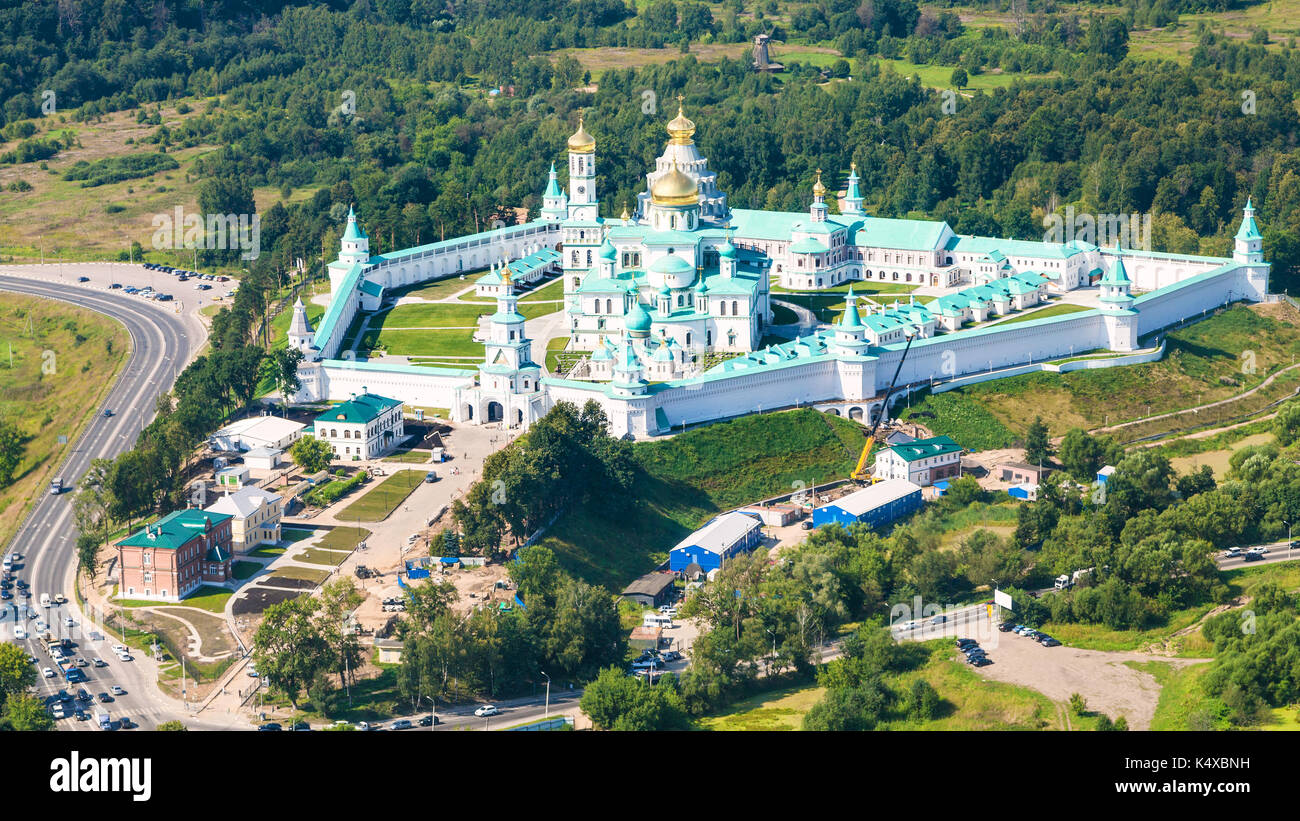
xmin=873 ymin=436 xmax=962 ymax=486
xmin=243 ymin=447 xmax=282 ymax=471
xmin=668 ymin=512 xmax=763 ymax=573
xmin=812 ymin=478 xmax=924 ymax=529
xmin=621 ymin=572 xmax=676 ymax=608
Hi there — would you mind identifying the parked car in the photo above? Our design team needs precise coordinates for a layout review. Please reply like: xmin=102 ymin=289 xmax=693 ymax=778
xmin=473 ymin=705 xmax=500 ymax=717
xmin=969 ymin=655 xmax=993 ymax=667
xmin=77 ymin=276 xmax=90 ymax=283
xmin=956 ymin=638 xmax=978 ymax=648
xmin=1040 ymin=638 xmax=1062 ymax=647
xmin=109 ymin=283 xmax=122 ymax=289
xmin=291 ymin=722 xmax=312 ymax=731
xmin=998 ymin=621 xmax=1016 ymax=632
xmin=661 ymin=650 xmax=683 ymax=662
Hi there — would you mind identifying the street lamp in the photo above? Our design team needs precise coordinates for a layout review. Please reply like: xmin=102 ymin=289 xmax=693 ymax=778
xmin=540 ymin=670 xmax=551 ymax=719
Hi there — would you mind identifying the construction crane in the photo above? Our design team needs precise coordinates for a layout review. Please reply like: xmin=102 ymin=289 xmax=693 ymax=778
xmin=851 ymin=327 xmax=919 ymax=483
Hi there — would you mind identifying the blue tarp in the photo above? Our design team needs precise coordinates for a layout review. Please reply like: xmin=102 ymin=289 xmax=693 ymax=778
xmin=439 ymin=556 xmax=459 ymax=564
xmin=408 ymin=568 xmax=430 ymax=580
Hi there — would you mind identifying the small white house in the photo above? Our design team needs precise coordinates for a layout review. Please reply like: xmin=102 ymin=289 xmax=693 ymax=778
xmin=215 ymin=465 xmax=251 ymax=489
xmin=209 ymin=416 xmax=305 ymax=453
xmin=243 ymin=447 xmax=282 ymax=471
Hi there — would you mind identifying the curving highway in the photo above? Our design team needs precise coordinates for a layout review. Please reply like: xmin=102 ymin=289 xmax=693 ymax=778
xmin=0 ymin=272 xmax=242 ymax=730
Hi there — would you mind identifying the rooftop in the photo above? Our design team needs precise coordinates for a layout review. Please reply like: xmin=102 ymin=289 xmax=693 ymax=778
xmin=118 ymin=509 xmax=233 ymax=551
xmin=315 ymin=392 xmax=403 ymax=425
xmin=821 ymin=478 xmax=923 ymax=516
xmin=671 ymin=511 xmax=762 ymax=555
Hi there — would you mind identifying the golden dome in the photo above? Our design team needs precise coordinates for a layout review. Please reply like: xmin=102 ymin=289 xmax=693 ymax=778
xmin=666 ymin=96 xmax=695 ymax=145
xmin=621 ymin=202 xmax=631 ymax=222
xmin=567 ymin=113 xmax=595 ymax=153
xmin=812 ymin=168 xmax=827 ymax=198
xmin=651 ymin=159 xmax=698 ymax=207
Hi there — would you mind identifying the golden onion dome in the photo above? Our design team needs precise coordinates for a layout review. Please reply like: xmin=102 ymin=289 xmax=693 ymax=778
xmin=666 ymin=96 xmax=695 ymax=145
xmin=812 ymin=168 xmax=827 ymax=198
xmin=567 ymin=113 xmax=595 ymax=153
xmin=651 ymin=159 xmax=698 ymax=207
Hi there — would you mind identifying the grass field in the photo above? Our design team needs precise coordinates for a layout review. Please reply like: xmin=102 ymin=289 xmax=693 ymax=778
xmin=337 ymin=470 xmax=422 ymax=522
xmin=295 ymin=548 xmax=352 ymax=566
xmin=1127 ymin=661 xmax=1225 ymax=731
xmin=539 ymin=408 xmax=866 ymax=590
xmin=0 ymin=294 xmax=129 ymax=548
xmin=314 ymin=526 xmax=370 ymax=553
xmin=900 ymin=304 xmax=1300 ymax=443
xmin=990 ymin=303 xmax=1094 ymax=325
xmin=870 ymin=57 xmax=1056 ymax=90
xmin=545 ymin=336 xmax=569 ymax=373
xmin=231 ymin=561 xmax=262 ymax=581
xmin=117 ymin=585 xmax=233 ymax=614
xmin=269 ymin=566 xmax=331 ymax=584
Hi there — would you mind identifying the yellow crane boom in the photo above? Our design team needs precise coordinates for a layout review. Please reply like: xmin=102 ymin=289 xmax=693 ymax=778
xmin=851 ymin=329 xmax=919 ymax=483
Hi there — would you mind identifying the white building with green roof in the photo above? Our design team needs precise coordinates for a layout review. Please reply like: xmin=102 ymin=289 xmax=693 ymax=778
xmin=286 ymin=102 xmax=1271 ymax=440
xmin=312 ymin=390 xmax=405 ymax=460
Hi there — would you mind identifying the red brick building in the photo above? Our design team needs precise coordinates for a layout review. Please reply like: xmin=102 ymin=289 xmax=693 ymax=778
xmin=116 ymin=509 xmax=233 ymax=602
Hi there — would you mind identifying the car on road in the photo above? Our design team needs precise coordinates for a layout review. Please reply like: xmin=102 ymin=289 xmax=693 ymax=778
xmin=42 ymin=667 xmax=54 ymax=678
xmin=116 ymin=652 xmax=133 ymax=662
xmin=75 ymin=658 xmax=88 ymax=667
xmin=474 ymin=705 xmax=500 ymax=717
xmin=77 ymin=276 xmax=90 ymax=283
xmin=390 ymin=719 xmax=413 ymax=730
xmin=53 ymin=593 xmax=65 ymax=604
xmin=51 ymin=704 xmax=66 ymax=719
xmin=1243 ymin=552 xmax=1265 ymax=562
xmin=97 ymin=693 xmax=112 ymax=703
xmin=74 ymin=709 xmax=89 ymax=721
xmin=119 ymin=717 xmax=136 ymax=730
xmin=64 ymin=617 xmax=75 ymax=628
xmin=34 ymin=619 xmax=48 ymax=631
xmin=156 ymin=293 xmax=173 ymax=301
xmin=930 ymin=615 xmax=947 ymax=625
xmin=49 ymin=479 xmax=63 ymax=496
xmin=13 ymin=625 xmax=25 ymax=640
xmin=258 ymin=723 xmax=282 ymax=731
xmin=93 ymin=658 xmax=107 ymax=668
xmin=16 ymin=579 xmax=27 ymax=589
xmin=291 ymin=722 xmax=312 ymax=731
xmin=1248 ymin=546 xmax=1270 ymax=555
xmin=1223 ymin=547 xmax=1241 ymax=558
xmin=418 ymin=715 xmax=442 ymax=726
xmin=110 ymin=685 xmax=125 ymax=696
xmin=0 ymin=590 xmax=10 ymax=601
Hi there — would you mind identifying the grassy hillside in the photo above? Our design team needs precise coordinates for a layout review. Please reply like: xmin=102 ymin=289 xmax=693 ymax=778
xmin=900 ymin=303 xmax=1300 ymax=446
xmin=539 ymin=408 xmax=865 ymax=590
xmin=0 ymin=294 xmax=129 ymax=547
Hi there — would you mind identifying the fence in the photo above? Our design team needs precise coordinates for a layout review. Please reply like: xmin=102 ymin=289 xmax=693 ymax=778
xmin=505 ymin=716 xmax=574 ymax=731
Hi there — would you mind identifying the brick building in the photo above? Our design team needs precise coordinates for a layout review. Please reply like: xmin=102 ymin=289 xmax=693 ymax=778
xmin=116 ymin=509 xmax=234 ymax=602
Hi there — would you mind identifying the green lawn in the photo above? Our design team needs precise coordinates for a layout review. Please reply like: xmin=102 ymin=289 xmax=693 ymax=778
xmin=248 ymin=546 xmax=287 ymax=558
xmin=361 ymin=328 xmax=484 ymax=358
xmin=545 ymin=336 xmax=570 ymax=373
xmin=871 ymin=57 xmax=1056 ymax=91
xmin=295 ymin=548 xmax=352 ymax=566
xmin=281 ymin=528 xmax=318 ymax=543
xmin=540 ymin=408 xmax=865 ymax=590
xmin=990 ymin=303 xmax=1094 ymax=325
xmin=231 ymin=561 xmax=262 ymax=581
xmin=337 ymin=470 xmax=423 ymax=522
xmin=315 ymin=526 xmax=371 ymax=553
xmin=269 ymin=566 xmax=331 ymax=584
xmin=383 ymin=449 xmax=432 ymax=463
xmin=117 ymin=585 xmax=233 ymax=614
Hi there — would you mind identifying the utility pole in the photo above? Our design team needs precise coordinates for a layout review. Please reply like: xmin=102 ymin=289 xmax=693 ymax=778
xmin=541 ymin=671 xmax=551 ymax=719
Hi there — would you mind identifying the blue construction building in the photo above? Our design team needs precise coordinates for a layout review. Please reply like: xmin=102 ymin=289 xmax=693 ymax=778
xmin=812 ymin=479 xmax=924 ymax=529
xmin=669 ymin=511 xmax=764 ymax=574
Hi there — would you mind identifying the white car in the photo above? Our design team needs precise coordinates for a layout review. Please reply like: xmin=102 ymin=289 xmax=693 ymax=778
xmin=64 ymin=617 xmax=75 ymax=628
xmin=1223 ymin=548 xmax=1241 ymax=558
xmin=110 ymin=685 xmax=125 ymax=696
xmin=53 ymin=594 xmax=66 ymax=604
xmin=473 ymin=705 xmax=499 ymax=717
xmin=42 ymin=666 xmax=55 ymax=678
xmin=110 ymin=644 xmax=127 ymax=655
xmin=116 ymin=652 xmax=133 ymax=662
xmin=34 ymin=619 xmax=48 ymax=632
xmin=13 ymin=625 xmax=26 ymax=640
xmin=247 ymin=667 xmax=259 ymax=677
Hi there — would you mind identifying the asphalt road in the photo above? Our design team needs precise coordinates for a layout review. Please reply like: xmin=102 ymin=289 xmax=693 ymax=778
xmin=0 ymin=272 xmax=234 ymax=730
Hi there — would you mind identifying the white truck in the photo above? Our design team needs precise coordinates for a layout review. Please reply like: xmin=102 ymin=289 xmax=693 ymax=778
xmin=39 ymin=593 xmax=51 ymax=608
xmin=95 ymin=710 xmax=111 ymax=730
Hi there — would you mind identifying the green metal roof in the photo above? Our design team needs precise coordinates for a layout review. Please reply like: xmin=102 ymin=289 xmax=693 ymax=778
xmin=1235 ymin=199 xmax=1262 ymax=241
xmin=315 ymin=392 xmax=403 ymax=425
xmin=790 ymin=237 xmax=830 ymax=254
xmin=885 ymin=435 xmax=962 ymax=463
xmin=359 ymin=278 xmax=384 ymax=297
xmin=118 ymin=509 xmax=233 ymax=551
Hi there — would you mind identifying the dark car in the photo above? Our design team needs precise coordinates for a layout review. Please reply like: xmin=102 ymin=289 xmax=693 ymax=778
xmin=258 ymin=723 xmax=283 ymax=731
xmin=956 ymin=638 xmax=978 ymax=648
xmin=969 ymin=656 xmax=993 ymax=667
xmin=109 ymin=283 xmax=122 ymax=289
xmin=1243 ymin=552 xmax=1265 ymax=562
xmin=15 ymin=579 xmax=26 ymax=589
xmin=0 ymin=590 xmax=9 ymax=600
xmin=74 ymin=709 xmax=89 ymax=721
xmin=97 ymin=693 xmax=113 ymax=703
xmin=661 ymin=650 xmax=683 ymax=662
xmin=290 ymin=722 xmax=312 ymax=731
xmin=418 ymin=715 xmax=442 ymax=726
xmin=102 ymin=409 xmax=113 ymax=417
xmin=964 ymin=648 xmax=987 ymax=659
xmin=1040 ymin=638 xmax=1062 ymax=647
xmin=77 ymin=276 xmax=90 ymax=283
xmin=998 ymin=621 xmax=1016 ymax=632
xmin=119 ymin=717 xmax=136 ymax=729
